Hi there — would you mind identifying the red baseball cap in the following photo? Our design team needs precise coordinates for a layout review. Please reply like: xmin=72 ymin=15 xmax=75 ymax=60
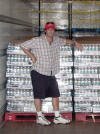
xmin=45 ymin=22 xmax=56 ymax=30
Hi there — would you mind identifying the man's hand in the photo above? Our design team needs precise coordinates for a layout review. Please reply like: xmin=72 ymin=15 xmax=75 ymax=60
xmin=21 ymin=47 xmax=37 ymax=64
xmin=31 ymin=56 xmax=37 ymax=64
xmin=65 ymin=39 xmax=83 ymax=51
xmin=74 ymin=41 xmax=83 ymax=51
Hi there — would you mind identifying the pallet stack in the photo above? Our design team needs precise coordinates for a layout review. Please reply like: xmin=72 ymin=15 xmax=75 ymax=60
xmin=5 ymin=42 xmax=73 ymax=121
xmin=6 ymin=43 xmax=35 ymax=113
xmin=75 ymin=37 xmax=100 ymax=122
xmin=72 ymin=1 xmax=100 ymax=29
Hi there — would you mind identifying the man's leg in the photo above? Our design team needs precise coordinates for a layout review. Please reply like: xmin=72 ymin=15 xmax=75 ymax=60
xmin=34 ymin=98 xmax=51 ymax=125
xmin=34 ymin=99 xmax=42 ymax=112
xmin=31 ymin=71 xmax=51 ymax=125
xmin=52 ymin=97 xmax=60 ymax=117
xmin=52 ymin=97 xmax=59 ymax=111
xmin=52 ymin=97 xmax=71 ymax=124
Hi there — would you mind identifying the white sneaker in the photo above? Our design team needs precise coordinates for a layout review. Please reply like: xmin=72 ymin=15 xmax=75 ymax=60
xmin=36 ymin=116 xmax=51 ymax=125
xmin=53 ymin=115 xmax=71 ymax=124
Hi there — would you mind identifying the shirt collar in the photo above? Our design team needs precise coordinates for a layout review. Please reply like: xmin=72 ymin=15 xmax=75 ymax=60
xmin=42 ymin=34 xmax=56 ymax=44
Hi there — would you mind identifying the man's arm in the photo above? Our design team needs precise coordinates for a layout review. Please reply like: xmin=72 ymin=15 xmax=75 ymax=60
xmin=10 ymin=36 xmax=37 ymax=63
xmin=20 ymin=47 xmax=37 ymax=63
xmin=63 ymin=38 xmax=83 ymax=51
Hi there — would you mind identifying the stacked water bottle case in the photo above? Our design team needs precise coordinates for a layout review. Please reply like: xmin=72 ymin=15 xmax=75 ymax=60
xmin=74 ymin=42 xmax=100 ymax=113
xmin=6 ymin=43 xmax=73 ymax=113
xmin=6 ymin=40 xmax=100 ymax=114
xmin=6 ymin=44 xmax=34 ymax=112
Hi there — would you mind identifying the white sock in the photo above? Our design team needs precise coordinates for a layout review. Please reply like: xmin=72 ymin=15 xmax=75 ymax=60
xmin=37 ymin=111 xmax=44 ymax=117
xmin=54 ymin=111 xmax=60 ymax=117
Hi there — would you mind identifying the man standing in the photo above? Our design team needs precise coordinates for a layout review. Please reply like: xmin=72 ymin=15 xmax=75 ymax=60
xmin=20 ymin=22 xmax=82 ymax=125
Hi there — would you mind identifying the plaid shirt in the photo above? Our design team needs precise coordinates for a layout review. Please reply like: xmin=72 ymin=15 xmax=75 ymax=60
xmin=21 ymin=34 xmax=65 ymax=76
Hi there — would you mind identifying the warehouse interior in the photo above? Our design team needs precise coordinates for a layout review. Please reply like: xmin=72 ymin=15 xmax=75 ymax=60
xmin=0 ymin=0 xmax=100 ymax=133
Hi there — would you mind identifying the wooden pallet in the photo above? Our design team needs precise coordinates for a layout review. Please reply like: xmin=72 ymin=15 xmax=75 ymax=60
xmin=5 ymin=112 xmax=36 ymax=122
xmin=76 ymin=113 xmax=100 ymax=122
xmin=5 ymin=112 xmax=72 ymax=122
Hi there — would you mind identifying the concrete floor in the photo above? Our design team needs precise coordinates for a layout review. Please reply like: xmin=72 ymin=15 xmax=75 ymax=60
xmin=0 ymin=121 xmax=100 ymax=134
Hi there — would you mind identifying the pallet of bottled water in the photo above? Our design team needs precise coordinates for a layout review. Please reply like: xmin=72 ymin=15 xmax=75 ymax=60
xmin=74 ymin=43 xmax=100 ymax=113
xmin=6 ymin=43 xmax=73 ymax=112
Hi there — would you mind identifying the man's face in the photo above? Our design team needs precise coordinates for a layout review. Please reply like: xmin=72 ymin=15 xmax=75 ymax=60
xmin=45 ymin=28 xmax=55 ymax=37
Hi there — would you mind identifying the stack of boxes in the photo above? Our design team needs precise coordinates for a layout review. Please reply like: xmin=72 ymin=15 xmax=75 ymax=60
xmin=6 ymin=43 xmax=35 ymax=112
xmin=74 ymin=42 xmax=100 ymax=113
xmin=72 ymin=1 xmax=100 ymax=29
xmin=5 ymin=0 xmax=100 ymax=117
xmin=6 ymin=43 xmax=73 ymax=113
xmin=31 ymin=2 xmax=68 ymax=30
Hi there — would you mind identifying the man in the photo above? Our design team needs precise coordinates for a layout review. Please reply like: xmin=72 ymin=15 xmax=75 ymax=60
xmin=20 ymin=22 xmax=82 ymax=125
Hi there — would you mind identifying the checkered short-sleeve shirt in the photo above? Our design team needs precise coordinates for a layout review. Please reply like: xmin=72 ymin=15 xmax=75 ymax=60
xmin=20 ymin=34 xmax=66 ymax=76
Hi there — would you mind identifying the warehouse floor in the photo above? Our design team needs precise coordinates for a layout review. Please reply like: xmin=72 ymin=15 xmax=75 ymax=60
xmin=0 ymin=121 xmax=100 ymax=134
